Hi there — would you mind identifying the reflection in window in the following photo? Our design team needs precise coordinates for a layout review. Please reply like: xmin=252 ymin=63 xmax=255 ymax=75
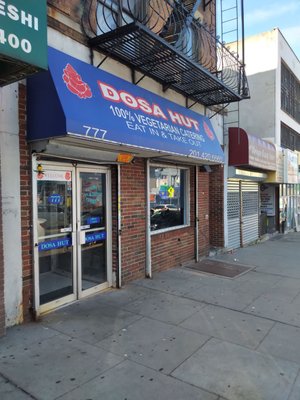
xmin=150 ymin=165 xmax=188 ymax=231
xmin=80 ymin=172 xmax=106 ymax=229
xmin=37 ymin=179 xmax=72 ymax=237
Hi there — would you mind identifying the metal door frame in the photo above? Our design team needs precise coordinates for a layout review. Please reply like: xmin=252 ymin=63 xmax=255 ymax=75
xmin=33 ymin=158 xmax=112 ymax=315
xmin=76 ymin=165 xmax=112 ymax=300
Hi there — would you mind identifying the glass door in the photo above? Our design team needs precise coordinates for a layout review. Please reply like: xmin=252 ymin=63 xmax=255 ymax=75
xmin=34 ymin=162 xmax=112 ymax=313
xmin=35 ymin=165 xmax=76 ymax=311
xmin=77 ymin=168 xmax=111 ymax=297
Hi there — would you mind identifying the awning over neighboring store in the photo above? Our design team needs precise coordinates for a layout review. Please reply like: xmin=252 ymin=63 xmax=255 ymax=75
xmin=228 ymin=128 xmax=276 ymax=171
xmin=27 ymin=47 xmax=224 ymax=164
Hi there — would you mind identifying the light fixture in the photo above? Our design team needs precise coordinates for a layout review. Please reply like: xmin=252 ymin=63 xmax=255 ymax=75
xmin=116 ymin=153 xmax=134 ymax=163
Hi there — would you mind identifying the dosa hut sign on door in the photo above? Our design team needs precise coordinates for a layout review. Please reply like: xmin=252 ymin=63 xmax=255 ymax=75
xmin=0 ymin=0 xmax=47 ymax=85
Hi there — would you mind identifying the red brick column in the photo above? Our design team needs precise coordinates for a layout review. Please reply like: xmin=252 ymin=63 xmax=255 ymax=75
xmin=19 ymin=84 xmax=33 ymax=321
xmin=120 ymin=159 xmax=147 ymax=282
xmin=110 ymin=166 xmax=119 ymax=285
xmin=0 ymin=160 xmax=5 ymax=336
xmin=209 ymin=164 xmax=225 ymax=248
xmin=198 ymin=170 xmax=210 ymax=256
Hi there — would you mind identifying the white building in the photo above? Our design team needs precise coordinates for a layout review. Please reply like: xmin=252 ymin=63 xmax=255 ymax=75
xmin=225 ymin=28 xmax=300 ymax=249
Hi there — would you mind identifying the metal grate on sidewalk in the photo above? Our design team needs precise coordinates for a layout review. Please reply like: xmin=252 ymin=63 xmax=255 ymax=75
xmin=185 ymin=259 xmax=253 ymax=278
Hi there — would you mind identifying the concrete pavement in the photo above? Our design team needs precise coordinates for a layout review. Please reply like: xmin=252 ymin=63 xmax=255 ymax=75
xmin=1 ymin=232 xmax=300 ymax=399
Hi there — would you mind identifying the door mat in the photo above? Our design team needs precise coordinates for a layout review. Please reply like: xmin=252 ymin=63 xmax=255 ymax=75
xmin=185 ymin=259 xmax=253 ymax=278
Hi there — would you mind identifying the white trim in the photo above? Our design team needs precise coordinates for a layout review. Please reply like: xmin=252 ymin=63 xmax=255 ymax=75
xmin=76 ymin=166 xmax=112 ymax=300
xmin=32 ymin=155 xmax=40 ymax=314
xmin=32 ymin=159 xmax=77 ymax=315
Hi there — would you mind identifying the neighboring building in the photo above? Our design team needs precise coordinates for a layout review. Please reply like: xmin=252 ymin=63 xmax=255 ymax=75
xmin=0 ymin=0 xmax=248 ymax=332
xmin=224 ymin=28 xmax=300 ymax=249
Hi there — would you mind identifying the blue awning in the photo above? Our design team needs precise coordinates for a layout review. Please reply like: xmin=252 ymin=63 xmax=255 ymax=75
xmin=27 ymin=47 xmax=224 ymax=164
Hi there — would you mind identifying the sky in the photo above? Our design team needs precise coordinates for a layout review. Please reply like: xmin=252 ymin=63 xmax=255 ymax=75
xmin=243 ymin=0 xmax=300 ymax=59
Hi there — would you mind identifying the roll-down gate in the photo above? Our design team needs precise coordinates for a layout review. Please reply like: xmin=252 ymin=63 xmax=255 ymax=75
xmin=227 ymin=180 xmax=259 ymax=249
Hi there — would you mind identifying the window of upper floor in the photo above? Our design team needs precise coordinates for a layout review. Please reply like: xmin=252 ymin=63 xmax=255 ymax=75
xmin=281 ymin=122 xmax=300 ymax=152
xmin=281 ymin=61 xmax=300 ymax=124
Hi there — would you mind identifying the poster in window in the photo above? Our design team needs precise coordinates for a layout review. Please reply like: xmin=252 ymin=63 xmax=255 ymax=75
xmin=260 ymin=184 xmax=275 ymax=216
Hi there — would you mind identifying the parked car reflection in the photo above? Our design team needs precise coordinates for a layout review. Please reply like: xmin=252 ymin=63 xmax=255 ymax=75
xmin=151 ymin=208 xmax=182 ymax=231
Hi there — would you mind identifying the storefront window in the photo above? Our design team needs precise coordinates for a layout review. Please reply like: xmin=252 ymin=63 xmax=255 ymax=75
xmin=279 ymin=183 xmax=298 ymax=232
xmin=150 ymin=165 xmax=188 ymax=232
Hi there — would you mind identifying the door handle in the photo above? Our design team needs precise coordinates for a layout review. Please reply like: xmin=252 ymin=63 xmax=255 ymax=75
xmin=79 ymin=231 xmax=86 ymax=245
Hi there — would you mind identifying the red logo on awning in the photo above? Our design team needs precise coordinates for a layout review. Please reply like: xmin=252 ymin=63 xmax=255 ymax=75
xmin=63 ymin=64 xmax=92 ymax=99
xmin=203 ymin=121 xmax=215 ymax=140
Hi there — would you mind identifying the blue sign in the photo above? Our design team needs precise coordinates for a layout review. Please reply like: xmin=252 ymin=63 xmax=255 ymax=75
xmin=39 ymin=237 xmax=72 ymax=251
xmin=85 ymin=231 xmax=106 ymax=244
xmin=27 ymin=47 xmax=224 ymax=164
xmin=48 ymin=194 xmax=63 ymax=204
xmin=86 ymin=216 xmax=101 ymax=225
xmin=159 ymin=191 xmax=169 ymax=200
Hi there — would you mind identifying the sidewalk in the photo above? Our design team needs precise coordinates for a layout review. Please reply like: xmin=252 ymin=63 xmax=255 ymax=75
xmin=1 ymin=232 xmax=300 ymax=400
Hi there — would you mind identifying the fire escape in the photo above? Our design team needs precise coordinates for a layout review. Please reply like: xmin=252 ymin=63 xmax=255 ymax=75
xmin=82 ymin=0 xmax=249 ymax=107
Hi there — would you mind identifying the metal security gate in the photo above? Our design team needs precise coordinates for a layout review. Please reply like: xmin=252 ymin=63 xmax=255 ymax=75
xmin=241 ymin=181 xmax=259 ymax=246
xmin=227 ymin=180 xmax=241 ymax=249
xmin=227 ymin=180 xmax=259 ymax=249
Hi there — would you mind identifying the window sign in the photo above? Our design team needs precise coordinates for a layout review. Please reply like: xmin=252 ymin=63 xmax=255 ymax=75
xmin=260 ymin=184 xmax=275 ymax=216
xmin=39 ymin=237 xmax=72 ymax=251
xmin=37 ymin=170 xmax=72 ymax=182
xmin=85 ymin=231 xmax=106 ymax=244
xmin=0 ymin=0 xmax=47 ymax=69
xmin=48 ymin=194 xmax=64 ymax=205
xmin=86 ymin=216 xmax=101 ymax=225
xmin=150 ymin=166 xmax=188 ymax=232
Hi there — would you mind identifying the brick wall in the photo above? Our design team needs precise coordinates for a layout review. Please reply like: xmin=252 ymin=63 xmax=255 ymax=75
xmin=119 ymin=163 xmax=212 ymax=281
xmin=19 ymin=84 xmax=33 ymax=321
xmin=198 ymin=170 xmax=210 ymax=256
xmin=120 ymin=159 xmax=147 ymax=283
xmin=0 ymin=160 xmax=5 ymax=336
xmin=209 ymin=165 xmax=224 ymax=247
xmin=111 ymin=166 xmax=119 ymax=285
xmin=151 ymin=166 xmax=196 ymax=272
xmin=151 ymin=225 xmax=196 ymax=272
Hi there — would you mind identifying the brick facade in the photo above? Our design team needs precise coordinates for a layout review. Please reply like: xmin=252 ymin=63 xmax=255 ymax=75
xmin=118 ymin=164 xmax=212 ymax=282
xmin=19 ymin=84 xmax=33 ymax=322
xmin=12 ymin=1 xmax=223 ymax=321
xmin=198 ymin=171 xmax=211 ymax=256
xmin=120 ymin=159 xmax=147 ymax=282
xmin=209 ymin=165 xmax=225 ymax=248
xmin=0 ymin=161 xmax=5 ymax=336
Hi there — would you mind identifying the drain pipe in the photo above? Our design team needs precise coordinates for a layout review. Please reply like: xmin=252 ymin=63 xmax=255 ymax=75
xmin=195 ymin=165 xmax=199 ymax=262
xmin=117 ymin=164 xmax=122 ymax=288
xmin=146 ymin=159 xmax=152 ymax=278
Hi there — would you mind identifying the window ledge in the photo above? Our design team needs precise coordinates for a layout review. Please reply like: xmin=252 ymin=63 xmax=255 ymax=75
xmin=150 ymin=223 xmax=191 ymax=236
